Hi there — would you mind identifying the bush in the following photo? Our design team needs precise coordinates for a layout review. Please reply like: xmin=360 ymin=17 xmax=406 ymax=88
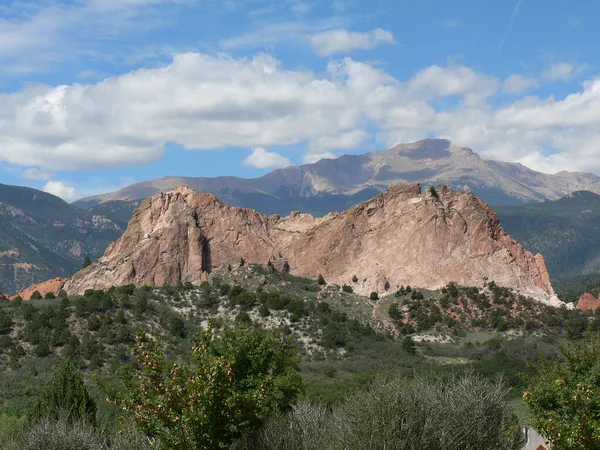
xmin=352 ymin=275 xmax=358 ymax=283
xmin=30 ymin=291 xmax=43 ymax=300
xmin=341 ymin=285 xmax=353 ymax=293
xmin=317 ymin=274 xmax=326 ymax=286
xmin=241 ymin=372 xmax=523 ymax=450
xmin=369 ymin=292 xmax=379 ymax=301
xmin=16 ymin=418 xmax=149 ymax=450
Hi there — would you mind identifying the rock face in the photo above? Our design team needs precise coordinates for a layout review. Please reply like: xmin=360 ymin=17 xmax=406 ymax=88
xmin=64 ymin=184 xmax=560 ymax=305
xmin=576 ymin=293 xmax=600 ymax=311
xmin=16 ymin=277 xmax=67 ymax=300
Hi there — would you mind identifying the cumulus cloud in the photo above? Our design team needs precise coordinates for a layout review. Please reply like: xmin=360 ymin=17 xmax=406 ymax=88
xmin=43 ymin=181 xmax=77 ymax=201
xmin=244 ymin=148 xmax=292 ymax=169
xmin=502 ymin=73 xmax=539 ymax=93
xmin=3 ymin=51 xmax=600 ymax=175
xmin=309 ymin=28 xmax=395 ymax=56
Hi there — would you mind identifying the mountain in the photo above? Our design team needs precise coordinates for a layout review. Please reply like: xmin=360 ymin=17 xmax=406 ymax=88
xmin=496 ymin=191 xmax=600 ymax=279
xmin=63 ymin=183 xmax=560 ymax=305
xmin=74 ymin=139 xmax=600 ymax=217
xmin=0 ymin=183 xmax=124 ymax=294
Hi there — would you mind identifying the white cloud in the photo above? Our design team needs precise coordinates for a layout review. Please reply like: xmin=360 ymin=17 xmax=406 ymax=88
xmin=542 ymin=62 xmax=587 ymax=82
xmin=21 ymin=168 xmax=54 ymax=180
xmin=0 ymin=0 xmax=179 ymax=77
xmin=43 ymin=181 xmax=78 ymax=201
xmin=309 ymin=28 xmax=395 ymax=56
xmin=244 ymin=148 xmax=292 ymax=169
xmin=303 ymin=151 xmax=336 ymax=164
xmin=502 ymin=73 xmax=539 ymax=94
xmin=219 ymin=18 xmax=346 ymax=49
xmin=2 ymin=51 xmax=600 ymax=176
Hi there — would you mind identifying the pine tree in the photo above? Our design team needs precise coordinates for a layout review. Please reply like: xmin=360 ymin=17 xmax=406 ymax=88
xmin=82 ymin=254 xmax=92 ymax=268
xmin=30 ymin=358 xmax=97 ymax=425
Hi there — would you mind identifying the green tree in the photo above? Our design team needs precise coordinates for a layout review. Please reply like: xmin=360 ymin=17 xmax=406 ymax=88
xmin=370 ymin=291 xmax=379 ymax=301
xmin=30 ymin=358 xmax=96 ymax=425
xmin=0 ymin=309 xmax=13 ymax=335
xmin=82 ymin=254 xmax=92 ymax=269
xmin=111 ymin=325 xmax=302 ymax=449
xmin=525 ymin=335 xmax=600 ymax=449
xmin=317 ymin=274 xmax=326 ymax=286
xmin=30 ymin=291 xmax=43 ymax=300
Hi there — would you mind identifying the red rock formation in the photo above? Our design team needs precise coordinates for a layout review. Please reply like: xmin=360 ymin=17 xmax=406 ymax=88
xmin=62 ymin=184 xmax=561 ymax=305
xmin=16 ymin=277 xmax=67 ymax=300
xmin=576 ymin=292 xmax=600 ymax=311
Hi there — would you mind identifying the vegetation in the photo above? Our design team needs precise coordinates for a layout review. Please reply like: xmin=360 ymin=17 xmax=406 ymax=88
xmin=0 ymin=183 xmax=123 ymax=293
xmin=525 ymin=334 xmax=600 ymax=449
xmin=0 ymin=266 xmax=598 ymax=448
xmin=497 ymin=190 xmax=600 ymax=279
xmin=240 ymin=372 xmax=523 ymax=450
xmin=110 ymin=326 xmax=302 ymax=449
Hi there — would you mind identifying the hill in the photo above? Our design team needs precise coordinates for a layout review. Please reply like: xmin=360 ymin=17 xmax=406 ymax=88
xmin=496 ymin=191 xmax=600 ymax=280
xmin=74 ymin=139 xmax=600 ymax=215
xmin=0 ymin=266 xmax=593 ymax=418
xmin=0 ymin=184 xmax=124 ymax=294
xmin=62 ymin=183 xmax=560 ymax=306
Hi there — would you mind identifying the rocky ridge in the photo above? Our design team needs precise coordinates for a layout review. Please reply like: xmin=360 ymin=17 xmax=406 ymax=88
xmin=63 ymin=184 xmax=561 ymax=306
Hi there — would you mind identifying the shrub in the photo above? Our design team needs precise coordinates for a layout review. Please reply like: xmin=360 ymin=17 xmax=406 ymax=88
xmin=16 ymin=418 xmax=149 ymax=450
xmin=30 ymin=291 xmax=43 ymax=300
xmin=429 ymin=186 xmax=439 ymax=199
xmin=44 ymin=292 xmax=56 ymax=299
xmin=341 ymin=285 xmax=353 ymax=293
xmin=241 ymin=373 xmax=523 ymax=450
xmin=369 ymin=292 xmax=379 ymax=301
xmin=352 ymin=275 xmax=358 ymax=283
xmin=317 ymin=274 xmax=326 ymax=286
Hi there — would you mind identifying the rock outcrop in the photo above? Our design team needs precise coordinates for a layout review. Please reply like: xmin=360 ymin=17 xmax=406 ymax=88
xmin=576 ymin=292 xmax=600 ymax=311
xmin=63 ymin=184 xmax=561 ymax=305
xmin=16 ymin=277 xmax=67 ymax=300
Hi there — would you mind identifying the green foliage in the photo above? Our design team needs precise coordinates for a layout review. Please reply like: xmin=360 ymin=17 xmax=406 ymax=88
xmin=525 ymin=335 xmax=600 ymax=449
xmin=317 ymin=274 xmax=326 ymax=286
xmin=369 ymin=291 xmax=379 ymax=301
xmin=82 ymin=254 xmax=92 ymax=269
xmin=496 ymin=191 xmax=600 ymax=279
xmin=111 ymin=325 xmax=303 ymax=449
xmin=429 ymin=185 xmax=439 ymax=199
xmin=341 ymin=284 xmax=353 ymax=293
xmin=0 ymin=309 xmax=13 ymax=335
xmin=30 ymin=358 xmax=97 ymax=426
xmin=351 ymin=275 xmax=358 ymax=283
xmin=30 ymin=291 xmax=43 ymax=300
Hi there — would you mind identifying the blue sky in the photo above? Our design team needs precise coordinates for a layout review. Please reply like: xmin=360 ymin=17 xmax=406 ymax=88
xmin=0 ymin=0 xmax=599 ymax=201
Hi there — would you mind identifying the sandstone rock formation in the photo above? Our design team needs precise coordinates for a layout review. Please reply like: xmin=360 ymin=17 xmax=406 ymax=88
xmin=576 ymin=292 xmax=600 ymax=311
xmin=16 ymin=277 xmax=67 ymax=300
xmin=64 ymin=184 xmax=561 ymax=305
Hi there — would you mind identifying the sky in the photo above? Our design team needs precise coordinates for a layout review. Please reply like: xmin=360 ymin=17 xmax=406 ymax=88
xmin=1 ymin=0 xmax=599 ymax=202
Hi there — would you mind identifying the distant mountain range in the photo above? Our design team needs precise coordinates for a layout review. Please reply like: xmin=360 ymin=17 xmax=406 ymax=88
xmin=497 ymin=191 xmax=600 ymax=279
xmin=75 ymin=139 xmax=600 ymax=215
xmin=4 ymin=138 xmax=600 ymax=294
xmin=0 ymin=184 xmax=124 ymax=293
